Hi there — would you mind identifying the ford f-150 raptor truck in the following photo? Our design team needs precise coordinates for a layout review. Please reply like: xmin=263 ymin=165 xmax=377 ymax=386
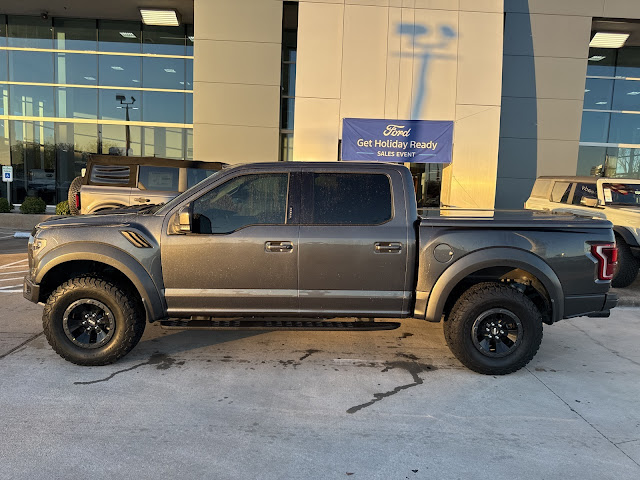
xmin=24 ymin=162 xmax=619 ymax=374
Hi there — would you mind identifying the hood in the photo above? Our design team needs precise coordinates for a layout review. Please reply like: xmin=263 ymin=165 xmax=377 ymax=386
xmin=36 ymin=213 xmax=139 ymax=230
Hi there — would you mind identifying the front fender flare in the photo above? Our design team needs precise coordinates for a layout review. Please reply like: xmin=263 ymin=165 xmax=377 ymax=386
xmin=36 ymin=243 xmax=166 ymax=322
xmin=420 ymin=248 xmax=564 ymax=323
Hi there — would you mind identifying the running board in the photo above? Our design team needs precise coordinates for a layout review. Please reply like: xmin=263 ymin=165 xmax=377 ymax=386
xmin=160 ymin=319 xmax=401 ymax=331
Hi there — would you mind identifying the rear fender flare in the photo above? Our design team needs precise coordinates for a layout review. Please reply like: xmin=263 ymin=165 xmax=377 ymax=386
xmin=422 ymin=248 xmax=564 ymax=323
xmin=36 ymin=243 xmax=166 ymax=322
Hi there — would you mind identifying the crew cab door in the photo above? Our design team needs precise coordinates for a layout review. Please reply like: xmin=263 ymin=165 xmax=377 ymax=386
xmin=297 ymin=169 xmax=411 ymax=317
xmin=161 ymin=171 xmax=299 ymax=316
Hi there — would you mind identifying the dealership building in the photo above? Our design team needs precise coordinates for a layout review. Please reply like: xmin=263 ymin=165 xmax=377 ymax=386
xmin=0 ymin=0 xmax=639 ymax=209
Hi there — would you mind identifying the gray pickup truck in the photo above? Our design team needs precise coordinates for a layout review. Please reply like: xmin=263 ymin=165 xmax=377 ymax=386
xmin=24 ymin=162 xmax=618 ymax=374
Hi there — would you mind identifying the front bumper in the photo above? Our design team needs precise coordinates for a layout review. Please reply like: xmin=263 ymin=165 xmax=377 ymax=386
xmin=23 ymin=275 xmax=40 ymax=304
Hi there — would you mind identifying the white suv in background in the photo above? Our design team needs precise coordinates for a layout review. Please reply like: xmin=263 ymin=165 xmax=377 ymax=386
xmin=525 ymin=176 xmax=640 ymax=288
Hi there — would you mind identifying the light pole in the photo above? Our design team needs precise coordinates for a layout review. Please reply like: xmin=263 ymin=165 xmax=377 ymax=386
xmin=116 ymin=95 xmax=136 ymax=156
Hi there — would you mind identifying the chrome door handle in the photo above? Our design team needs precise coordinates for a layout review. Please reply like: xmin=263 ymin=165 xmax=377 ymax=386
xmin=374 ymin=242 xmax=402 ymax=253
xmin=265 ymin=241 xmax=294 ymax=252
xmin=134 ymin=197 xmax=150 ymax=203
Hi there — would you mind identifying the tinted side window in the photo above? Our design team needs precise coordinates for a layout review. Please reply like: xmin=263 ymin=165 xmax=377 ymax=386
xmin=138 ymin=166 xmax=179 ymax=191
xmin=192 ymin=173 xmax=288 ymax=234
xmin=572 ymin=182 xmax=597 ymax=205
xmin=90 ymin=164 xmax=131 ymax=185
xmin=187 ymin=168 xmax=219 ymax=188
xmin=307 ymin=173 xmax=392 ymax=225
xmin=550 ymin=182 xmax=573 ymax=203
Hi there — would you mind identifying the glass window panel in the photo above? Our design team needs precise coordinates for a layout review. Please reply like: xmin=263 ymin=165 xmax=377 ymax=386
xmin=308 ymin=173 xmax=392 ymax=225
xmin=54 ymin=18 xmax=97 ymax=51
xmin=186 ymin=129 xmax=193 ymax=160
xmin=280 ymin=133 xmax=293 ymax=162
xmin=186 ymin=59 xmax=193 ymax=88
xmin=616 ymin=47 xmax=640 ymax=79
xmin=577 ymin=145 xmax=607 ymax=176
xmin=98 ymin=20 xmax=141 ymax=53
xmin=611 ymin=79 xmax=640 ymax=111
xmin=281 ymin=98 xmax=294 ymax=130
xmin=186 ymin=93 xmax=192 ymax=124
xmin=56 ymin=87 xmax=97 ymax=119
xmin=142 ymin=127 xmax=184 ymax=159
xmin=99 ymin=90 xmax=141 ymax=121
xmin=55 ymin=53 xmax=97 ymax=85
xmin=0 ymin=51 xmax=7 ymax=82
xmin=187 ymin=167 xmax=218 ymax=188
xmin=608 ymin=147 xmax=640 ymax=179
xmin=142 ymin=91 xmax=184 ymax=123
xmin=9 ymin=51 xmax=53 ymax=83
xmin=580 ymin=111 xmax=610 ymax=143
xmin=583 ymin=78 xmax=613 ymax=110
xmin=410 ymin=163 xmax=442 ymax=208
xmin=142 ymin=25 xmax=185 ymax=55
xmin=100 ymin=124 xmax=141 ymax=156
xmin=608 ymin=112 xmax=640 ymax=144
xmin=192 ymin=173 xmax=289 ymax=234
xmin=586 ymin=47 xmax=616 ymax=77
xmin=9 ymin=119 xmax=56 ymax=204
xmin=142 ymin=57 xmax=185 ymax=89
xmin=139 ymin=165 xmax=179 ymax=191
xmin=0 ymin=86 xmax=7 ymax=116
xmin=0 ymin=15 xmax=6 ymax=46
xmin=98 ymin=54 xmax=141 ymax=87
xmin=186 ymin=25 xmax=194 ymax=56
xmin=9 ymin=85 xmax=54 ymax=117
xmin=571 ymin=182 xmax=598 ymax=205
xmin=55 ymin=122 xmax=98 ymax=202
xmin=281 ymin=63 xmax=296 ymax=97
xmin=7 ymin=15 xmax=53 ymax=49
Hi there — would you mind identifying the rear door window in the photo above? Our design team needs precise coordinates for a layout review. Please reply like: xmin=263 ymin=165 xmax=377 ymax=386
xmin=138 ymin=166 xmax=179 ymax=191
xmin=550 ymin=182 xmax=573 ymax=204
xmin=572 ymin=182 xmax=598 ymax=205
xmin=302 ymin=173 xmax=392 ymax=225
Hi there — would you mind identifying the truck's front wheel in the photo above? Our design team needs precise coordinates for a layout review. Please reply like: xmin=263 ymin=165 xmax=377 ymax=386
xmin=43 ymin=277 xmax=145 ymax=366
xmin=443 ymin=283 xmax=543 ymax=375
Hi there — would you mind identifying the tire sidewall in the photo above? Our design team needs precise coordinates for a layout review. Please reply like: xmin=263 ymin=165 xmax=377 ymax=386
xmin=45 ymin=282 xmax=133 ymax=363
xmin=67 ymin=176 xmax=82 ymax=215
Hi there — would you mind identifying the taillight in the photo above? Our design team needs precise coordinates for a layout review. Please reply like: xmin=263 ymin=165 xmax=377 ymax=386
xmin=75 ymin=193 xmax=81 ymax=210
xmin=591 ymin=243 xmax=618 ymax=281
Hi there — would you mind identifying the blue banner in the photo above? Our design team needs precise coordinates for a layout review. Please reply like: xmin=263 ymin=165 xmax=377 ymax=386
xmin=342 ymin=118 xmax=453 ymax=163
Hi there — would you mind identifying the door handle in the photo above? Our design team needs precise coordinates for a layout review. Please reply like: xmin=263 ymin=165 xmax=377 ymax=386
xmin=134 ymin=197 xmax=150 ymax=203
xmin=374 ymin=242 xmax=402 ymax=253
xmin=265 ymin=241 xmax=294 ymax=253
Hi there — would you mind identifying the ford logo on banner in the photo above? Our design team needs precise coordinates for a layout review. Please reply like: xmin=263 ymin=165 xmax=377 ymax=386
xmin=342 ymin=118 xmax=453 ymax=163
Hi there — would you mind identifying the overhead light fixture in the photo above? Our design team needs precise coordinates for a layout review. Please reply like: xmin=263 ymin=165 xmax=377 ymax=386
xmin=628 ymin=91 xmax=640 ymax=96
xmin=585 ymin=89 xmax=591 ymax=93
xmin=139 ymin=8 xmax=181 ymax=26
xmin=164 ymin=68 xmax=176 ymax=73
xmin=111 ymin=66 xmax=124 ymax=71
xmin=84 ymin=76 xmax=96 ymax=81
xmin=589 ymin=32 xmax=629 ymax=48
xmin=188 ymin=35 xmax=194 ymax=42
xmin=588 ymin=55 xmax=606 ymax=61
xmin=596 ymin=101 xmax=608 ymax=105
xmin=119 ymin=32 xmax=136 ymax=39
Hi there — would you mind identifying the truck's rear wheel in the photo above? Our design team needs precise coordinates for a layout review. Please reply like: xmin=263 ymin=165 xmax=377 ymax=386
xmin=612 ymin=237 xmax=640 ymax=288
xmin=42 ymin=277 xmax=145 ymax=366
xmin=443 ymin=283 xmax=543 ymax=375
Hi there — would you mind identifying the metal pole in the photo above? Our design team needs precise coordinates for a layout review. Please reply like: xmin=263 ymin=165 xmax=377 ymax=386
xmin=125 ymin=104 xmax=130 ymax=156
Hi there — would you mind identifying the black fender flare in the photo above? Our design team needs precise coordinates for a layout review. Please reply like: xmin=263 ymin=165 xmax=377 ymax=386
xmin=422 ymin=248 xmax=564 ymax=323
xmin=613 ymin=227 xmax=639 ymax=248
xmin=36 ymin=243 xmax=166 ymax=322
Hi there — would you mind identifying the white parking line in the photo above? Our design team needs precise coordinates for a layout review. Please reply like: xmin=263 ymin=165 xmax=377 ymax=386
xmin=0 ymin=259 xmax=28 ymax=269
xmin=0 ymin=277 xmax=24 ymax=282
xmin=0 ymin=270 xmax=28 ymax=276
xmin=0 ymin=290 xmax=22 ymax=293
xmin=0 ymin=284 xmax=21 ymax=290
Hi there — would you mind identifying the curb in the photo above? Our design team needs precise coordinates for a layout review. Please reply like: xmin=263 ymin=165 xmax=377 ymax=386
xmin=0 ymin=213 xmax=56 ymax=230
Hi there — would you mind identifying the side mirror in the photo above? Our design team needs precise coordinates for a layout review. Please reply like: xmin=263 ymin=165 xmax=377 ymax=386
xmin=169 ymin=205 xmax=192 ymax=234
xmin=580 ymin=197 xmax=599 ymax=208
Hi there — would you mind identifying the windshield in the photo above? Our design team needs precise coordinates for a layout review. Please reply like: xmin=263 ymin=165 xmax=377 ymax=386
xmin=602 ymin=183 xmax=640 ymax=206
xmin=156 ymin=169 xmax=226 ymax=215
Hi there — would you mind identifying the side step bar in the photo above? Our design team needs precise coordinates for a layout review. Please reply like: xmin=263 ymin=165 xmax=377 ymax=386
xmin=160 ymin=319 xmax=401 ymax=331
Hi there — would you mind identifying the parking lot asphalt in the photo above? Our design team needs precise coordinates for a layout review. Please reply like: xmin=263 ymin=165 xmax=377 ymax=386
xmin=1 ymin=250 xmax=640 ymax=479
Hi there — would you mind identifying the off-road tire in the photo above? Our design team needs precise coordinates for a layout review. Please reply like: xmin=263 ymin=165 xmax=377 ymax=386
xmin=443 ymin=282 xmax=543 ymax=375
xmin=612 ymin=236 xmax=640 ymax=288
xmin=43 ymin=277 xmax=145 ymax=366
xmin=67 ymin=176 xmax=83 ymax=215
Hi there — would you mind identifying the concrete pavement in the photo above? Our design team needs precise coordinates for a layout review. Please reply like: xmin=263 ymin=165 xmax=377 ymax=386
xmin=1 ymin=250 xmax=639 ymax=479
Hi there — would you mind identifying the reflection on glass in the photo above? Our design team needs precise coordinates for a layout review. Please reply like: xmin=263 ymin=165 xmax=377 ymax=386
xmin=609 ymin=113 xmax=640 ymax=144
xmin=282 ymin=63 xmax=295 ymax=97
xmin=142 ymin=91 xmax=184 ymax=123
xmin=616 ymin=47 xmax=640 ymax=78
xmin=0 ymin=50 xmax=7 ymax=81
xmin=580 ymin=111 xmax=610 ymax=143
xmin=186 ymin=93 xmax=193 ymax=124
xmin=142 ymin=57 xmax=185 ymax=89
xmin=7 ymin=15 xmax=52 ymax=49
xmin=281 ymin=98 xmax=294 ymax=130
xmin=142 ymin=25 xmax=185 ymax=55
xmin=54 ymin=18 xmax=97 ymax=51
xmin=98 ymin=20 xmax=141 ymax=53
xmin=410 ymin=163 xmax=442 ymax=208
xmin=55 ymin=122 xmax=98 ymax=200
xmin=280 ymin=133 xmax=293 ymax=162
xmin=611 ymin=79 xmax=640 ymax=111
xmin=583 ymin=78 xmax=613 ymax=110
xmin=56 ymin=87 xmax=97 ymax=119
xmin=98 ymin=54 xmax=141 ymax=87
xmin=586 ymin=47 xmax=616 ymax=77
xmin=142 ymin=127 xmax=184 ymax=159
xmin=9 ymin=85 xmax=54 ymax=117
xmin=101 ymin=124 xmax=141 ymax=156
xmin=99 ymin=90 xmax=141 ymax=121
xmin=9 ymin=51 xmax=54 ymax=83
xmin=55 ymin=53 xmax=97 ymax=85
xmin=577 ymin=145 xmax=607 ymax=176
